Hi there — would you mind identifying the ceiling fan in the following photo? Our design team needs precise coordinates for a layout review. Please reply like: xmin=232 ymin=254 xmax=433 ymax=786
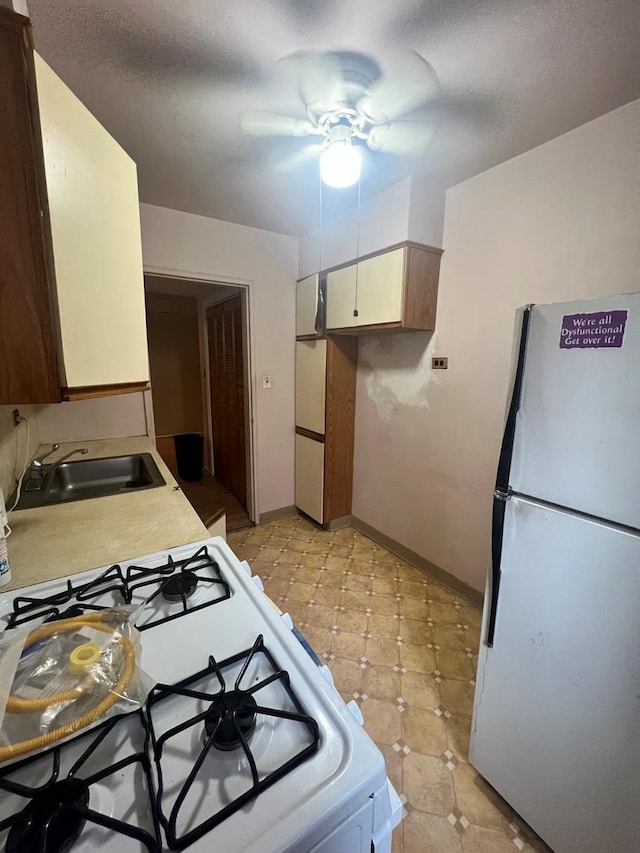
xmin=241 ymin=50 xmax=439 ymax=188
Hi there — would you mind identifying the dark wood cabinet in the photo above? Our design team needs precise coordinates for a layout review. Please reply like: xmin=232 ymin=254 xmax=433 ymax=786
xmin=0 ymin=8 xmax=60 ymax=404
xmin=1 ymin=7 xmax=150 ymax=405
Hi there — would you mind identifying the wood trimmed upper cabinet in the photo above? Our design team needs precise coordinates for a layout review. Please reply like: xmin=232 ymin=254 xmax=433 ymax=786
xmin=0 ymin=9 xmax=60 ymax=404
xmin=0 ymin=7 xmax=149 ymax=404
xmin=326 ymin=242 xmax=442 ymax=334
xmin=36 ymin=54 xmax=149 ymax=392
xmin=325 ymin=264 xmax=357 ymax=331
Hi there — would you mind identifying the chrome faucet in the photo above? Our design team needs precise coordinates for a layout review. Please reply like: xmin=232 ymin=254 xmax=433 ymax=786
xmin=42 ymin=448 xmax=89 ymax=499
xmin=30 ymin=444 xmax=60 ymax=470
xmin=48 ymin=448 xmax=89 ymax=468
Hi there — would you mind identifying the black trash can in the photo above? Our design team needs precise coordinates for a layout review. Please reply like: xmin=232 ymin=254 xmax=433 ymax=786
xmin=173 ymin=433 xmax=204 ymax=482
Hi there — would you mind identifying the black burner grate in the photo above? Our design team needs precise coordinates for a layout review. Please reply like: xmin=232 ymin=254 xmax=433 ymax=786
xmin=126 ymin=546 xmax=231 ymax=629
xmin=4 ymin=546 xmax=231 ymax=632
xmin=0 ymin=711 xmax=160 ymax=853
xmin=146 ymin=634 xmax=321 ymax=850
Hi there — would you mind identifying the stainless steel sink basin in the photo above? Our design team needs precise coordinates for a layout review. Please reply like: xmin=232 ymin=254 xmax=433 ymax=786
xmin=14 ymin=454 xmax=166 ymax=510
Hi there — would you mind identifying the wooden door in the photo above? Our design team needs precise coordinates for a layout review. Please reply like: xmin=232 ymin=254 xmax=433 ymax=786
xmin=207 ymin=295 xmax=247 ymax=508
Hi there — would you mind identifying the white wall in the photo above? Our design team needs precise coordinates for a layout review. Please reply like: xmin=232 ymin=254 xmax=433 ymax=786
xmin=408 ymin=175 xmax=446 ymax=247
xmin=37 ymin=396 xmax=147 ymax=443
xmin=0 ymin=405 xmax=41 ymax=503
xmin=139 ymin=203 xmax=299 ymax=516
xmin=145 ymin=292 xmax=203 ymax=436
xmin=299 ymin=176 xmax=446 ymax=278
xmin=352 ymin=99 xmax=640 ymax=592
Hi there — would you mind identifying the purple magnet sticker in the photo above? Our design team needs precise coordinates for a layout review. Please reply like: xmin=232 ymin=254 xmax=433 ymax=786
xmin=559 ymin=310 xmax=627 ymax=349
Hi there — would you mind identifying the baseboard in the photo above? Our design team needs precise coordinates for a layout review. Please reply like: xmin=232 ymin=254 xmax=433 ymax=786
xmin=258 ymin=505 xmax=298 ymax=524
xmin=351 ymin=516 xmax=483 ymax=607
xmin=326 ymin=514 xmax=352 ymax=531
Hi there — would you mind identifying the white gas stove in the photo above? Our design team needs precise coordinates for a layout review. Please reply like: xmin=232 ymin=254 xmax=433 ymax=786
xmin=0 ymin=537 xmax=401 ymax=852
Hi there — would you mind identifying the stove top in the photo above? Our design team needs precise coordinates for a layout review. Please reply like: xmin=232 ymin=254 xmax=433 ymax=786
xmin=2 ymin=546 xmax=231 ymax=633
xmin=147 ymin=634 xmax=320 ymax=849
xmin=0 ymin=711 xmax=159 ymax=852
xmin=0 ymin=537 xmax=391 ymax=852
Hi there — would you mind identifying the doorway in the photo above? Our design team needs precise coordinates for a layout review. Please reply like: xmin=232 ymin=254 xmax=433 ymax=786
xmin=143 ymin=274 xmax=254 ymax=532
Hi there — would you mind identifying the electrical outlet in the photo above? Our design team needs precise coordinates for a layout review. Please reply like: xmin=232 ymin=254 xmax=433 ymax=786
xmin=262 ymin=374 xmax=272 ymax=389
xmin=12 ymin=409 xmax=21 ymax=427
xmin=431 ymin=357 xmax=448 ymax=369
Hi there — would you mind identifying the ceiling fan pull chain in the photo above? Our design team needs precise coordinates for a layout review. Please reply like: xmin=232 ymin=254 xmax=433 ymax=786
xmin=354 ymin=173 xmax=362 ymax=314
xmin=318 ymin=175 xmax=323 ymax=276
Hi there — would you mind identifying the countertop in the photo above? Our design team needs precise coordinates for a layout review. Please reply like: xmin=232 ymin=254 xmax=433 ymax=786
xmin=3 ymin=437 xmax=209 ymax=592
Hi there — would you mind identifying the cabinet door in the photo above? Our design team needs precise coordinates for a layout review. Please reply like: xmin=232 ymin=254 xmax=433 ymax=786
xmin=35 ymin=54 xmax=149 ymax=389
xmin=0 ymin=11 xmax=60 ymax=405
xmin=326 ymin=264 xmax=357 ymax=330
xmin=355 ymin=247 xmax=405 ymax=327
xmin=295 ymin=340 xmax=326 ymax=434
xmin=296 ymin=274 xmax=320 ymax=336
xmin=295 ymin=434 xmax=324 ymax=523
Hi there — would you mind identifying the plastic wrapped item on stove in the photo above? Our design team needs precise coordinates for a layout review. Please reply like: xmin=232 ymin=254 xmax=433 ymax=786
xmin=0 ymin=606 xmax=154 ymax=765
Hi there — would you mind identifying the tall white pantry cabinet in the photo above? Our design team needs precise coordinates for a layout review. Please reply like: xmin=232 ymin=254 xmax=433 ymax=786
xmin=294 ymin=242 xmax=442 ymax=526
xmin=295 ymin=288 xmax=357 ymax=525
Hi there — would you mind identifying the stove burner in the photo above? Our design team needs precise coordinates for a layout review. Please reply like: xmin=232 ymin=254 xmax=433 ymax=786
xmin=6 ymin=546 xmax=230 ymax=632
xmin=147 ymin=635 xmax=321 ymax=849
xmin=204 ymin=690 xmax=258 ymax=751
xmin=6 ymin=778 xmax=89 ymax=853
xmin=160 ymin=572 xmax=198 ymax=602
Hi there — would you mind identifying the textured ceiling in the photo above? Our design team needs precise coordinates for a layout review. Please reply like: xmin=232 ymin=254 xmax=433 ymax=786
xmin=28 ymin=0 xmax=640 ymax=236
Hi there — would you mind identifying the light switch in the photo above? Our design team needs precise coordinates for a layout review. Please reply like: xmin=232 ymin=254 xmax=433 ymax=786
xmin=262 ymin=374 xmax=272 ymax=389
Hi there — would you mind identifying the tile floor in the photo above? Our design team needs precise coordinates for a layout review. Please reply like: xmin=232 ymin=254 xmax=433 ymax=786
xmin=228 ymin=516 xmax=551 ymax=853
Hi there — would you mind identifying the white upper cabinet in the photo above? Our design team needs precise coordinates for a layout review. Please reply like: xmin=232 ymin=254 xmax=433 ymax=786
xmin=35 ymin=53 xmax=149 ymax=390
xmin=355 ymin=247 xmax=405 ymax=327
xmin=325 ymin=242 xmax=442 ymax=334
xmin=326 ymin=264 xmax=357 ymax=330
xmin=296 ymin=274 xmax=320 ymax=337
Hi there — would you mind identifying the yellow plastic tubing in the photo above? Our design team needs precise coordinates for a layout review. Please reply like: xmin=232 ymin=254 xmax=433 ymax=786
xmin=0 ymin=612 xmax=136 ymax=763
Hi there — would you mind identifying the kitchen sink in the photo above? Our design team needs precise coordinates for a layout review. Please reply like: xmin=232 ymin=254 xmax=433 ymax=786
xmin=14 ymin=453 xmax=166 ymax=510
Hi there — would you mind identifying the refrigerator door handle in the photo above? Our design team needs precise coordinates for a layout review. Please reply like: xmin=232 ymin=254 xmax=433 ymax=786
xmin=495 ymin=306 xmax=532 ymax=491
xmin=487 ymin=490 xmax=508 ymax=647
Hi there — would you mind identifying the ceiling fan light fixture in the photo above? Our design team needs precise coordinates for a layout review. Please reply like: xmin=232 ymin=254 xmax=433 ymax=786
xmin=319 ymin=125 xmax=361 ymax=188
xmin=319 ymin=140 xmax=361 ymax=188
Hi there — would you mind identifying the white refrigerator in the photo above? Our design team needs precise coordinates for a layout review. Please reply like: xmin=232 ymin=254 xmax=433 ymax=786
xmin=470 ymin=292 xmax=640 ymax=853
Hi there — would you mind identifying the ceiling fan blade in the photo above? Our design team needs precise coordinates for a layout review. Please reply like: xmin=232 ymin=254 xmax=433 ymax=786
xmin=240 ymin=109 xmax=317 ymax=137
xmin=357 ymin=51 xmax=439 ymax=124
xmin=275 ymin=142 xmax=325 ymax=174
xmin=367 ymin=122 xmax=434 ymax=155
xmin=280 ymin=50 xmax=348 ymax=114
